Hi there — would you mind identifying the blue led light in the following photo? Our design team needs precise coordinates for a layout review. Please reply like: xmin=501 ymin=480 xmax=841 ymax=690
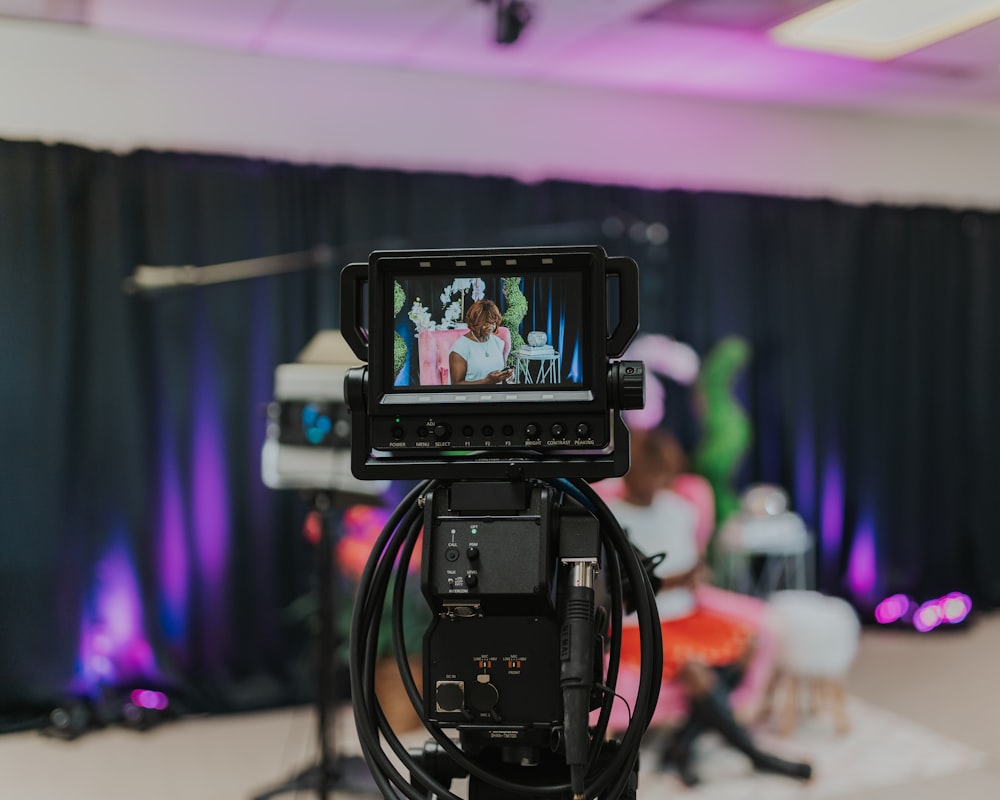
xmin=301 ymin=403 xmax=332 ymax=446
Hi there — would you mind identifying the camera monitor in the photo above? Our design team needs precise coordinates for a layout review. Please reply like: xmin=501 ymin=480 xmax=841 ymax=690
xmin=341 ymin=246 xmax=643 ymax=480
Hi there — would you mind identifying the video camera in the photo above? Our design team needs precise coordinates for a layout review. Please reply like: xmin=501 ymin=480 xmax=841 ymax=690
xmin=340 ymin=246 xmax=662 ymax=800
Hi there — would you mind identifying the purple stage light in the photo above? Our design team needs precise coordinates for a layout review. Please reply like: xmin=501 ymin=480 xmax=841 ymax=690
xmin=820 ymin=459 xmax=843 ymax=565
xmin=846 ymin=519 xmax=877 ymax=604
xmin=793 ymin=418 xmax=815 ymax=523
xmin=940 ymin=593 xmax=972 ymax=625
xmin=130 ymin=689 xmax=169 ymax=711
xmin=913 ymin=601 xmax=944 ymax=633
xmin=75 ymin=534 xmax=158 ymax=693
xmin=874 ymin=593 xmax=911 ymax=625
xmin=191 ymin=334 xmax=233 ymax=664
xmin=157 ymin=432 xmax=189 ymax=644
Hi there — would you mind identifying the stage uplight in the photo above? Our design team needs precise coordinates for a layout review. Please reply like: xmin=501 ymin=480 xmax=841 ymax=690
xmin=122 ymin=688 xmax=172 ymax=730
xmin=913 ymin=600 xmax=944 ymax=633
xmin=42 ymin=701 xmax=94 ymax=740
xmin=874 ymin=593 xmax=911 ymax=624
xmin=940 ymin=593 xmax=972 ymax=625
xmin=875 ymin=591 xmax=973 ymax=632
xmin=493 ymin=0 xmax=532 ymax=45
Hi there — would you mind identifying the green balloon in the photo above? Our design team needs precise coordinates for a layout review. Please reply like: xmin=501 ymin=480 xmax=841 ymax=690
xmin=693 ymin=336 xmax=752 ymax=526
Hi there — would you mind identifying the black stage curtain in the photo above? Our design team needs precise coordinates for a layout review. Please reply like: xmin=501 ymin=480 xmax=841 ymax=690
xmin=2 ymin=139 xmax=999 ymax=716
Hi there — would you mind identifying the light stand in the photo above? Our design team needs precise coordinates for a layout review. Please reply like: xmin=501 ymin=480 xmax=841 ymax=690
xmin=254 ymin=330 xmax=389 ymax=799
xmin=253 ymin=490 xmax=378 ymax=800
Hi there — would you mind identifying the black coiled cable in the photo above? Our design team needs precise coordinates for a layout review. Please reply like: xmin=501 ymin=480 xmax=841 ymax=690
xmin=349 ymin=478 xmax=662 ymax=799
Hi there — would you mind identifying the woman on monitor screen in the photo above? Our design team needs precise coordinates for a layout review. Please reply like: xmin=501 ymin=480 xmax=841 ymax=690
xmin=449 ymin=299 xmax=514 ymax=385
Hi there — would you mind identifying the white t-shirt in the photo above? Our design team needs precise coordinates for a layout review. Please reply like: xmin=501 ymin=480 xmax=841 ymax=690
xmin=606 ymin=490 xmax=699 ymax=621
xmin=449 ymin=334 xmax=506 ymax=382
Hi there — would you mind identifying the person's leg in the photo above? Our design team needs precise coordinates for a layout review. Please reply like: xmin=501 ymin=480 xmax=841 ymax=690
xmin=658 ymin=712 xmax=703 ymax=786
xmin=658 ymin=661 xmax=716 ymax=786
xmin=690 ymin=680 xmax=812 ymax=781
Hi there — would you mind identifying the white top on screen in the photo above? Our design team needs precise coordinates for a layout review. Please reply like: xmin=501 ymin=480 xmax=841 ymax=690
xmin=449 ymin=334 xmax=507 ymax=382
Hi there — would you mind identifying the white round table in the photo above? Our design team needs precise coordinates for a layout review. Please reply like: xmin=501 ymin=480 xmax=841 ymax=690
xmin=716 ymin=511 xmax=815 ymax=598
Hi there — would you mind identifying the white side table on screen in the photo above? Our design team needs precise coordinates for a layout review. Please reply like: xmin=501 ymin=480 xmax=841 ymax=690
xmin=514 ymin=350 xmax=560 ymax=384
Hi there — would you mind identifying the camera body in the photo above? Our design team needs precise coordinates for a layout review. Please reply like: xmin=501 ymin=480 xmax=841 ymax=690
xmin=342 ymin=247 xmax=657 ymax=799
xmin=339 ymin=245 xmax=643 ymax=481
xmin=421 ymin=481 xmax=562 ymax=752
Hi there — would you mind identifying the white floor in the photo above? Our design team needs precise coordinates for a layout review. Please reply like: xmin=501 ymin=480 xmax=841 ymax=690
xmin=3 ymin=613 xmax=1000 ymax=800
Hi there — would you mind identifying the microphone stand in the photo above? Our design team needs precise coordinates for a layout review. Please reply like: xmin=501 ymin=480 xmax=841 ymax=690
xmin=122 ymin=246 xmax=335 ymax=295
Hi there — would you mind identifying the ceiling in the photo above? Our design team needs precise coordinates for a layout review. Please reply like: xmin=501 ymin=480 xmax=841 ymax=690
xmin=6 ymin=0 xmax=1000 ymax=124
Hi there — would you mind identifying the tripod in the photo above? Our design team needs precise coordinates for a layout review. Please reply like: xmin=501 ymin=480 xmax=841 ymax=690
xmin=253 ymin=490 xmax=379 ymax=800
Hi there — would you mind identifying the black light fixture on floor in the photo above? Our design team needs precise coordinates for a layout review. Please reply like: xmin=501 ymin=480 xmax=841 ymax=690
xmin=41 ymin=698 xmax=103 ymax=741
xmin=482 ymin=0 xmax=533 ymax=45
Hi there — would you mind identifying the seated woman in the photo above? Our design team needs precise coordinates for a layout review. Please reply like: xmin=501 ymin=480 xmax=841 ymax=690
xmin=607 ymin=428 xmax=812 ymax=787
xmin=448 ymin=299 xmax=514 ymax=385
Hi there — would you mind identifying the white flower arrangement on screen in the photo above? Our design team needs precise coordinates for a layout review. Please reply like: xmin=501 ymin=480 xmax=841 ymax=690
xmin=408 ymin=278 xmax=486 ymax=332
xmin=408 ymin=300 xmax=437 ymax=332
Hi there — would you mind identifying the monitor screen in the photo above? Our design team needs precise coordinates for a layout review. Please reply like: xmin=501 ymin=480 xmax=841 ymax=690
xmin=388 ymin=271 xmax=587 ymax=392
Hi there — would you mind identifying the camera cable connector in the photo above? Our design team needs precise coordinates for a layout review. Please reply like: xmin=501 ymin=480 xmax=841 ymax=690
xmin=560 ymin=515 xmax=601 ymax=800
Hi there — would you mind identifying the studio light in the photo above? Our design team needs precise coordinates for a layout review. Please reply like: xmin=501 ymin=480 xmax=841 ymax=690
xmin=874 ymin=591 xmax=973 ymax=631
xmin=42 ymin=701 xmax=94 ymax=740
xmin=121 ymin=690 xmax=171 ymax=731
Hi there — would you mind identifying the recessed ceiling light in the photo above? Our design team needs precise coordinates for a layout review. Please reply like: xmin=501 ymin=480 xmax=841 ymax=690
xmin=771 ymin=0 xmax=1000 ymax=60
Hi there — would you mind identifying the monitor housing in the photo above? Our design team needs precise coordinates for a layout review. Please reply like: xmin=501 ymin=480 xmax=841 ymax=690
xmin=340 ymin=246 xmax=642 ymax=480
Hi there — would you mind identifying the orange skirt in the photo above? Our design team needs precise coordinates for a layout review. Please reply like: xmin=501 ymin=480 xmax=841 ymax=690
xmin=619 ymin=609 xmax=753 ymax=684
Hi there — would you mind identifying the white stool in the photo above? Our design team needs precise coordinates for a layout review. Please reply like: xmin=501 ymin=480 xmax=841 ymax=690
xmin=764 ymin=590 xmax=860 ymax=735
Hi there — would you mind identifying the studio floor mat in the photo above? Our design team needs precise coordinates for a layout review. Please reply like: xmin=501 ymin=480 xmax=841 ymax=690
xmin=637 ymin=696 xmax=989 ymax=799
xmin=0 ymin=696 xmax=989 ymax=799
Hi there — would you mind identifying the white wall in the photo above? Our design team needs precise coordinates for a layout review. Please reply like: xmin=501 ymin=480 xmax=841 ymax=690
xmin=3 ymin=19 xmax=1000 ymax=209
